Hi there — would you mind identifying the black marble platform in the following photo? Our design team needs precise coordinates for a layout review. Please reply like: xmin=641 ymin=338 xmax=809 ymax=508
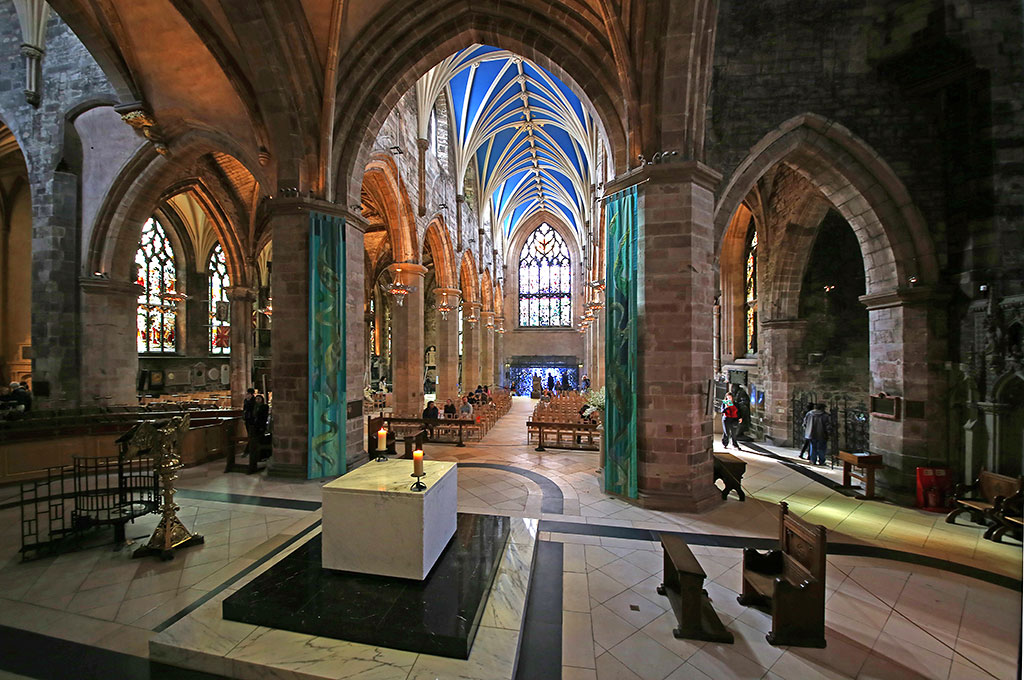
xmin=222 ymin=513 xmax=511 ymax=659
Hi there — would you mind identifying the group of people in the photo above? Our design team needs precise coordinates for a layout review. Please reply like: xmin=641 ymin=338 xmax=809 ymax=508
xmin=799 ymin=402 xmax=832 ymax=465
xmin=0 ymin=381 xmax=32 ymax=413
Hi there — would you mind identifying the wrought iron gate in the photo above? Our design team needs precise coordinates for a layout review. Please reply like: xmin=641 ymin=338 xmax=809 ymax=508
xmin=791 ymin=392 xmax=870 ymax=459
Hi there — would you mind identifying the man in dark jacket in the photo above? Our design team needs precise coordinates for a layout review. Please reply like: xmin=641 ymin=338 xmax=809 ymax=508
xmin=802 ymin=403 xmax=831 ymax=465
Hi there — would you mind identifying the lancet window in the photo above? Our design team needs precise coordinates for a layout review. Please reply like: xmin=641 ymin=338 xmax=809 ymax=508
xmin=208 ymin=243 xmax=230 ymax=354
xmin=518 ymin=223 xmax=572 ymax=327
xmin=135 ymin=217 xmax=178 ymax=353
xmin=745 ymin=228 xmax=758 ymax=355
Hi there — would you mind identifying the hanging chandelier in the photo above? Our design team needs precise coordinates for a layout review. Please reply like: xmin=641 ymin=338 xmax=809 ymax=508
xmin=436 ymin=289 xmax=457 ymax=320
xmin=485 ymin=317 xmax=495 ymax=330
xmin=588 ymin=279 xmax=606 ymax=292
xmin=497 ymin=318 xmax=506 ymax=334
xmin=382 ymin=266 xmax=417 ymax=307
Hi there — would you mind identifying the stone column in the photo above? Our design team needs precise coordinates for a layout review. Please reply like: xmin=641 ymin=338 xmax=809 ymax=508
xmin=434 ymin=288 xmax=461 ymax=403
xmin=226 ymin=286 xmax=256 ymax=406
xmin=861 ymin=288 xmax=949 ymax=499
xmin=479 ymin=311 xmax=494 ymax=387
xmin=759 ymin=319 xmax=808 ymax=445
xmin=494 ymin=317 xmax=505 ymax=387
xmin=79 ymin=277 xmax=141 ymax=406
xmin=269 ymin=197 xmax=367 ymax=478
xmin=613 ymin=162 xmax=722 ymax=512
xmin=33 ymin=170 xmax=81 ymax=408
xmin=462 ymin=301 xmax=481 ymax=393
xmin=388 ymin=262 xmax=427 ymax=416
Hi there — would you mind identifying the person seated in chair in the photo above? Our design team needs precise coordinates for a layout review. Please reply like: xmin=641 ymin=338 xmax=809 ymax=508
xmin=422 ymin=400 xmax=439 ymax=439
xmin=443 ymin=398 xmax=456 ymax=419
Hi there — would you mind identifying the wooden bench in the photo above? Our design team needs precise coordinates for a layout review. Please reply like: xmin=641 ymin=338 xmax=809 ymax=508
xmin=713 ymin=452 xmax=746 ymax=501
xmin=987 ymin=490 xmax=1023 ymax=544
xmin=528 ymin=421 xmax=600 ymax=451
xmin=737 ymin=502 xmax=827 ymax=648
xmin=946 ymin=470 xmax=1023 ymax=528
xmin=656 ymin=534 xmax=734 ymax=643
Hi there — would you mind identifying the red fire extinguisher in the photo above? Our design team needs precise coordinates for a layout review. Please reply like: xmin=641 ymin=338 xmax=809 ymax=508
xmin=926 ymin=486 xmax=944 ymax=509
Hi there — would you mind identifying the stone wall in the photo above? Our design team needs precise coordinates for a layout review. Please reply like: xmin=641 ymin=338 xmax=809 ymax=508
xmin=0 ymin=6 xmax=122 ymax=408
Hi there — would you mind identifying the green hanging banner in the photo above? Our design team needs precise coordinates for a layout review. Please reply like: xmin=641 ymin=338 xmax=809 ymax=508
xmin=604 ymin=185 xmax=638 ymax=499
xmin=307 ymin=211 xmax=347 ymax=479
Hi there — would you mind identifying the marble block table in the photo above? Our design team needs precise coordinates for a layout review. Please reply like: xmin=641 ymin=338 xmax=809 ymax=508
xmin=321 ymin=459 xmax=457 ymax=580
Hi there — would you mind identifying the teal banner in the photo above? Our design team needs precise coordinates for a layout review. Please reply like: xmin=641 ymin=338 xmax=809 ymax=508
xmin=307 ymin=211 xmax=347 ymax=479
xmin=604 ymin=185 xmax=638 ymax=498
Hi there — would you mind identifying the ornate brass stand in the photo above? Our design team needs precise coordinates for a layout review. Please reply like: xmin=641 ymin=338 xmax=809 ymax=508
xmin=133 ymin=414 xmax=204 ymax=560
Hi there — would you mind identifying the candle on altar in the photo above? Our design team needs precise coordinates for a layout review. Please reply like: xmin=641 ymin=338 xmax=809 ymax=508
xmin=413 ymin=449 xmax=424 ymax=477
xmin=377 ymin=428 xmax=387 ymax=452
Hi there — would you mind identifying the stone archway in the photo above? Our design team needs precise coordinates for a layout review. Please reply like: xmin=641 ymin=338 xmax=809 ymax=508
xmin=716 ymin=114 xmax=945 ymax=496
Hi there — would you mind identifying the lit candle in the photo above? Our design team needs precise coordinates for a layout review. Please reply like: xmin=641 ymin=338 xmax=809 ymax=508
xmin=377 ymin=428 xmax=387 ymax=452
xmin=413 ymin=449 xmax=424 ymax=477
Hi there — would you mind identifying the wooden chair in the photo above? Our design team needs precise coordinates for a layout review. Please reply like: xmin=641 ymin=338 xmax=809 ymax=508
xmin=946 ymin=470 xmax=1022 ymax=529
xmin=737 ymin=502 xmax=827 ymax=647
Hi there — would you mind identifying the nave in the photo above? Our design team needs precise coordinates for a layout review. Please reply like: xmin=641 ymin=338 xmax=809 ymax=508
xmin=0 ymin=397 xmax=1018 ymax=680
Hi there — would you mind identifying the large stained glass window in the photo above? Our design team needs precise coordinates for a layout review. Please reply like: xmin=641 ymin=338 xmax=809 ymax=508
xmin=208 ymin=243 xmax=230 ymax=354
xmin=745 ymin=228 xmax=758 ymax=355
xmin=136 ymin=217 xmax=178 ymax=353
xmin=518 ymin=223 xmax=572 ymax=327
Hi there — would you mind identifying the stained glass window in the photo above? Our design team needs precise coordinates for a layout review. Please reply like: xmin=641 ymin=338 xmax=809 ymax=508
xmin=208 ymin=243 xmax=230 ymax=354
xmin=745 ymin=228 xmax=758 ymax=355
xmin=519 ymin=223 xmax=572 ymax=327
xmin=136 ymin=217 xmax=178 ymax=353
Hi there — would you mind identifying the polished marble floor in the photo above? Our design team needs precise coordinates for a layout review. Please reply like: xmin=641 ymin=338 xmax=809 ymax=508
xmin=0 ymin=396 xmax=1019 ymax=679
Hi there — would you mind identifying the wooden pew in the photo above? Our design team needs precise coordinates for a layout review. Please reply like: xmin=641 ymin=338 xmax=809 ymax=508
xmin=737 ymin=502 xmax=827 ymax=648
xmin=656 ymin=534 xmax=734 ymax=643
xmin=987 ymin=490 xmax=1023 ymax=544
xmin=946 ymin=470 xmax=1023 ymax=529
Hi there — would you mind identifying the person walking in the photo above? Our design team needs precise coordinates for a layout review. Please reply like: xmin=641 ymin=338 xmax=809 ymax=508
xmin=802 ymin=403 xmax=831 ymax=465
xmin=798 ymin=402 xmax=814 ymax=459
xmin=721 ymin=392 xmax=742 ymax=449
xmin=248 ymin=394 xmax=270 ymax=473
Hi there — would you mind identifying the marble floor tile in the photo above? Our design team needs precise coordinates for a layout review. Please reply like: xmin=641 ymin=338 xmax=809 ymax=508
xmin=595 ymin=651 xmax=645 ymax=680
xmin=563 ymin=611 xmax=597 ymax=669
xmin=607 ymin=630 xmax=686 ymax=680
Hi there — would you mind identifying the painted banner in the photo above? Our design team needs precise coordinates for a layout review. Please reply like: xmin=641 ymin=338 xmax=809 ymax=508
xmin=307 ymin=211 xmax=347 ymax=479
xmin=604 ymin=185 xmax=638 ymax=499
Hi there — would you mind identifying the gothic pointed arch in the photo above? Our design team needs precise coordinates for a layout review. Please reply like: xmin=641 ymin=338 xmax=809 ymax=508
xmin=421 ymin=215 xmax=456 ymax=290
xmin=459 ymin=249 xmax=478 ymax=304
xmin=481 ymin=269 xmax=493 ymax=313
xmin=361 ymin=153 xmax=418 ymax=264
xmin=331 ymin=4 xmax=633 ymax=209
xmin=714 ymin=113 xmax=939 ymax=296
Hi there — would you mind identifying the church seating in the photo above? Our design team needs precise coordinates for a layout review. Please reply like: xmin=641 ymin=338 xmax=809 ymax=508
xmin=737 ymin=502 xmax=827 ymax=648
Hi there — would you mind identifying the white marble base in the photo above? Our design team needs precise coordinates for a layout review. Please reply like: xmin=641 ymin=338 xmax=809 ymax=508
xmin=321 ymin=460 xmax=457 ymax=580
xmin=150 ymin=516 xmax=538 ymax=680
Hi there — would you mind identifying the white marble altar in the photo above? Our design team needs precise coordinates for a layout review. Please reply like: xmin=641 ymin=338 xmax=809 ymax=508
xmin=321 ymin=459 xmax=457 ymax=580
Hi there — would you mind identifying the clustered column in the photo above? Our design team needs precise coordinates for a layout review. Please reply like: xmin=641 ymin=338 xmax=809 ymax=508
xmin=479 ymin=311 xmax=494 ymax=387
xmin=462 ymin=301 xmax=481 ymax=393
xmin=493 ymin=317 xmax=505 ymax=387
xmin=225 ymin=286 xmax=256 ymax=407
xmin=388 ymin=262 xmax=427 ymax=417
xmin=434 ymin=288 xmax=461 ymax=403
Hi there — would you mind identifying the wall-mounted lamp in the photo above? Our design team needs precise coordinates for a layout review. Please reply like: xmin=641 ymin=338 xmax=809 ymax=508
xmin=907 ymin=275 xmax=918 ymax=288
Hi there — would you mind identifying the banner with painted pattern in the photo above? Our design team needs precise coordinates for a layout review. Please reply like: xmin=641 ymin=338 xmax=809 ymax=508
xmin=604 ymin=185 xmax=638 ymax=499
xmin=307 ymin=212 xmax=347 ymax=479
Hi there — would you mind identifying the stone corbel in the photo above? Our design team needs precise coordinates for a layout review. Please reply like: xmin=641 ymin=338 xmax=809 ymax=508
xmin=20 ymin=44 xmax=43 ymax=106
xmin=12 ymin=0 xmax=49 ymax=107
xmin=115 ymin=102 xmax=169 ymax=155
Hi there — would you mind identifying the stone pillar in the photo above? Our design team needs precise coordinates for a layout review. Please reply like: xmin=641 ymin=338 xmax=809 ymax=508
xmin=462 ymin=301 xmax=481 ymax=393
xmin=79 ymin=278 xmax=141 ymax=406
xmin=226 ymin=286 xmax=256 ymax=406
xmin=269 ymin=198 xmax=366 ymax=478
xmin=479 ymin=311 xmax=494 ymax=387
xmin=434 ymin=288 xmax=461 ymax=403
xmin=32 ymin=170 xmax=81 ymax=408
xmin=760 ymin=319 xmax=808 ymax=445
xmin=494 ymin=317 xmax=505 ymax=387
xmin=388 ymin=262 xmax=427 ymax=416
xmin=861 ymin=289 xmax=949 ymax=499
xmin=620 ymin=162 xmax=722 ymax=512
